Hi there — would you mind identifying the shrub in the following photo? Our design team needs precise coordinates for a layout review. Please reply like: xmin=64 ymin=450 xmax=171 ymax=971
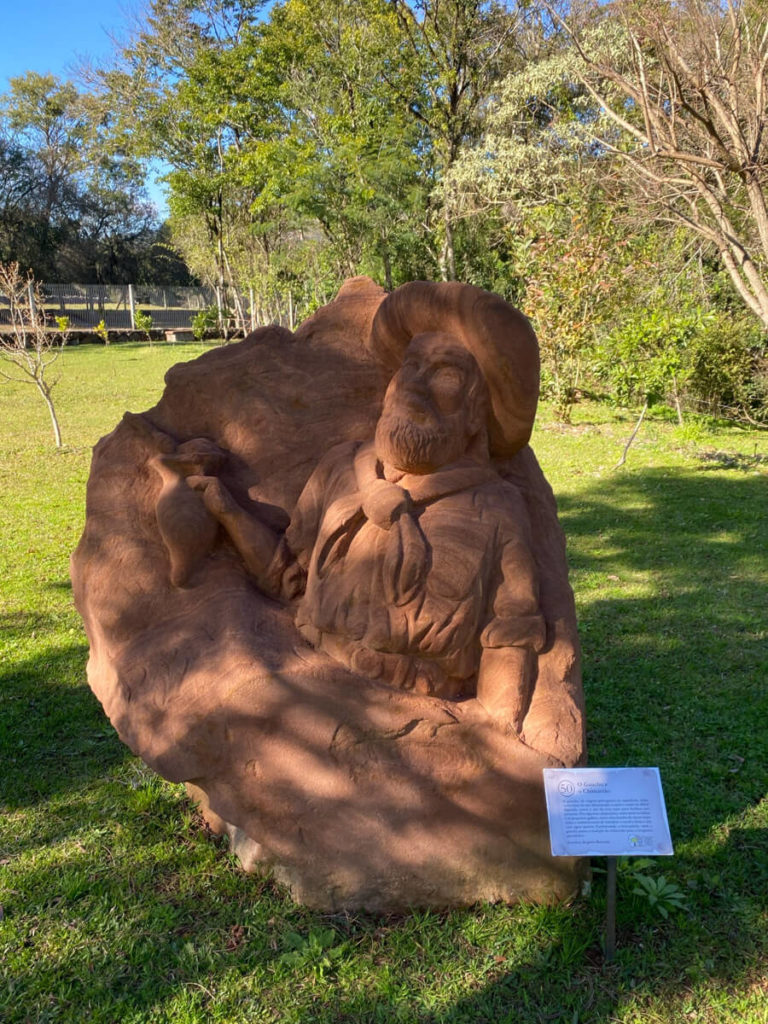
xmin=687 ymin=313 xmax=768 ymax=423
xmin=134 ymin=309 xmax=153 ymax=341
xmin=597 ymin=307 xmax=711 ymax=413
xmin=191 ymin=305 xmax=220 ymax=341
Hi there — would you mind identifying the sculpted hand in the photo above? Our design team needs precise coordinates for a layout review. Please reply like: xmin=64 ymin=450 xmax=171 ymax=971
xmin=188 ymin=473 xmax=280 ymax=585
xmin=187 ymin=475 xmax=237 ymax=520
xmin=476 ymin=646 xmax=536 ymax=735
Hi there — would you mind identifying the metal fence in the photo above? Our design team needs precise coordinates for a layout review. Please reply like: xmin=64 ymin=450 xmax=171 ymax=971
xmin=37 ymin=283 xmax=224 ymax=330
xmin=0 ymin=282 xmax=292 ymax=332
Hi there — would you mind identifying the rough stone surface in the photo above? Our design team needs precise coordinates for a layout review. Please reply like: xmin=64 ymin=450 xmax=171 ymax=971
xmin=71 ymin=276 xmax=587 ymax=911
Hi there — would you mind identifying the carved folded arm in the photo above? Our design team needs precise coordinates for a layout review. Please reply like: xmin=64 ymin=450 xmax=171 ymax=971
xmin=179 ymin=446 xmax=347 ymax=601
xmin=187 ymin=475 xmax=284 ymax=595
xmin=476 ymin=527 xmax=545 ymax=733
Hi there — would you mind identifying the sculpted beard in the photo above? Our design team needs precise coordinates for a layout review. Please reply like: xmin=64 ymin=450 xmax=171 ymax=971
xmin=375 ymin=408 xmax=452 ymax=471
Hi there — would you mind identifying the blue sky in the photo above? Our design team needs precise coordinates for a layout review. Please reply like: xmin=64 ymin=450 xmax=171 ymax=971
xmin=0 ymin=0 xmax=170 ymax=212
xmin=0 ymin=0 xmax=133 ymax=89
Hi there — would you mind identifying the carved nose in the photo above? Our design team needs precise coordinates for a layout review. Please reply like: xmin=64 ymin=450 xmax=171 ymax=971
xmin=403 ymin=391 xmax=433 ymax=423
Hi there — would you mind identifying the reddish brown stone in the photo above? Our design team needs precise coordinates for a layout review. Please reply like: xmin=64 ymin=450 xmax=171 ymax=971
xmin=71 ymin=277 xmax=586 ymax=911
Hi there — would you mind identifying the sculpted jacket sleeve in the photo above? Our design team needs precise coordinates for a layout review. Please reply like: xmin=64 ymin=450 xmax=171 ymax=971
xmin=187 ymin=452 xmax=330 ymax=600
xmin=263 ymin=473 xmax=323 ymax=600
xmin=264 ymin=443 xmax=354 ymax=600
xmin=475 ymin=483 xmax=546 ymax=732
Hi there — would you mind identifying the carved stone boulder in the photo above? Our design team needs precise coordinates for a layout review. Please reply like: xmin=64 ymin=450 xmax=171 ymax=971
xmin=71 ymin=277 xmax=587 ymax=911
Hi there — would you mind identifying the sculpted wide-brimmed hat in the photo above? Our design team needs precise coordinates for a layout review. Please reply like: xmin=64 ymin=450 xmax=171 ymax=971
xmin=368 ymin=281 xmax=540 ymax=457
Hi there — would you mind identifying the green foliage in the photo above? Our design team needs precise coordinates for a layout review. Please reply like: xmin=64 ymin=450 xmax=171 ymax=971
xmin=687 ymin=313 xmax=768 ymax=423
xmin=595 ymin=304 xmax=768 ymax=423
xmin=612 ymin=858 xmax=688 ymax=920
xmin=191 ymin=305 xmax=220 ymax=341
xmin=600 ymin=307 xmax=713 ymax=408
xmin=279 ymin=927 xmax=347 ymax=977
xmin=134 ymin=308 xmax=153 ymax=340
xmin=94 ymin=319 xmax=109 ymax=344
xmin=629 ymin=872 xmax=688 ymax=920
xmin=250 ymin=0 xmax=431 ymax=285
xmin=516 ymin=199 xmax=634 ymax=422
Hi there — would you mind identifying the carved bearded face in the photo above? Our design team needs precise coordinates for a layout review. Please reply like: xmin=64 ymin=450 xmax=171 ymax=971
xmin=375 ymin=332 xmax=489 ymax=474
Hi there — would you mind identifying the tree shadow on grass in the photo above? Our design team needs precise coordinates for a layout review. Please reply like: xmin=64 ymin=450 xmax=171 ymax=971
xmin=0 ymin=642 xmax=129 ymax=814
xmin=6 ymin=821 xmax=766 ymax=1024
xmin=696 ymin=450 xmax=767 ymax=471
xmin=4 ymin=465 xmax=767 ymax=1023
xmin=340 ymin=463 xmax=768 ymax=1024
xmin=556 ymin=466 xmax=767 ymax=839
xmin=267 ymin=481 xmax=767 ymax=1024
xmin=44 ymin=578 xmax=73 ymax=592
xmin=411 ymin=826 xmax=768 ymax=1024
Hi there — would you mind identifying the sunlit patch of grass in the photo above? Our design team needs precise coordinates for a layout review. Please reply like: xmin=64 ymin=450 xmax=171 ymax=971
xmin=1 ymin=344 xmax=767 ymax=1022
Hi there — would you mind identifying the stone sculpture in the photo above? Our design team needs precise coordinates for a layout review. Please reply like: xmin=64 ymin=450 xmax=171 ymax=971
xmin=71 ymin=277 xmax=587 ymax=911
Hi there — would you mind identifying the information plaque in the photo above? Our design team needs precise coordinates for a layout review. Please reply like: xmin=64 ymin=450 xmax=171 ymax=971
xmin=543 ymin=767 xmax=673 ymax=857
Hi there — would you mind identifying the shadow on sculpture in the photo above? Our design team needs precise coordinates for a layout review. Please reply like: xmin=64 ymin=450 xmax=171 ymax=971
xmin=71 ymin=277 xmax=587 ymax=911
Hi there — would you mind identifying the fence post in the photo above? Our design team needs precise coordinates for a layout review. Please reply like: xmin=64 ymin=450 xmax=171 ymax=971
xmin=128 ymin=284 xmax=136 ymax=330
xmin=249 ymin=286 xmax=255 ymax=332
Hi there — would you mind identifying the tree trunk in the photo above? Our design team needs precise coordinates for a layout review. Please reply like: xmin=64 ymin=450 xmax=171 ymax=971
xmin=614 ymin=402 xmax=648 ymax=469
xmin=382 ymin=247 xmax=393 ymax=291
xmin=221 ymin=245 xmax=246 ymax=332
xmin=717 ymin=246 xmax=768 ymax=330
xmin=438 ymin=209 xmax=457 ymax=282
xmin=38 ymin=380 xmax=63 ymax=449
xmin=672 ymin=376 xmax=684 ymax=425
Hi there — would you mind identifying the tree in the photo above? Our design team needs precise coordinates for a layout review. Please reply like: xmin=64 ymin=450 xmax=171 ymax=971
xmin=101 ymin=0 xmax=275 ymax=322
xmin=0 ymin=74 xmax=85 ymax=277
xmin=4 ymin=73 xmax=86 ymax=225
xmin=0 ymin=72 xmax=165 ymax=282
xmin=102 ymin=0 xmax=435 ymax=313
xmin=0 ymin=262 xmax=65 ymax=448
xmin=513 ymin=196 xmax=637 ymax=421
xmin=384 ymin=0 xmax=519 ymax=279
xmin=253 ymin=0 xmax=431 ymax=289
xmin=553 ymin=0 xmax=768 ymax=330
xmin=0 ymin=133 xmax=39 ymax=267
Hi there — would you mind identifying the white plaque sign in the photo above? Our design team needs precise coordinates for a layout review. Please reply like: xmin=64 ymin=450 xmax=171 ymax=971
xmin=543 ymin=767 xmax=673 ymax=857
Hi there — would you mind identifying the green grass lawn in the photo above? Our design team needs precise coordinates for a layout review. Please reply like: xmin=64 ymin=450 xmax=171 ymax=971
xmin=1 ymin=341 xmax=767 ymax=1023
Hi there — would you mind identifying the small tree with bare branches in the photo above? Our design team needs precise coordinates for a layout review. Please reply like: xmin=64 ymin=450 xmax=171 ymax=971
xmin=552 ymin=0 xmax=768 ymax=330
xmin=0 ymin=262 xmax=65 ymax=448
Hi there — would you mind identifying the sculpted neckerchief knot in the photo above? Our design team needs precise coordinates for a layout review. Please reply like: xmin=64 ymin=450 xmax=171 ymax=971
xmin=360 ymin=474 xmax=427 ymax=607
xmin=315 ymin=442 xmax=495 ymax=608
